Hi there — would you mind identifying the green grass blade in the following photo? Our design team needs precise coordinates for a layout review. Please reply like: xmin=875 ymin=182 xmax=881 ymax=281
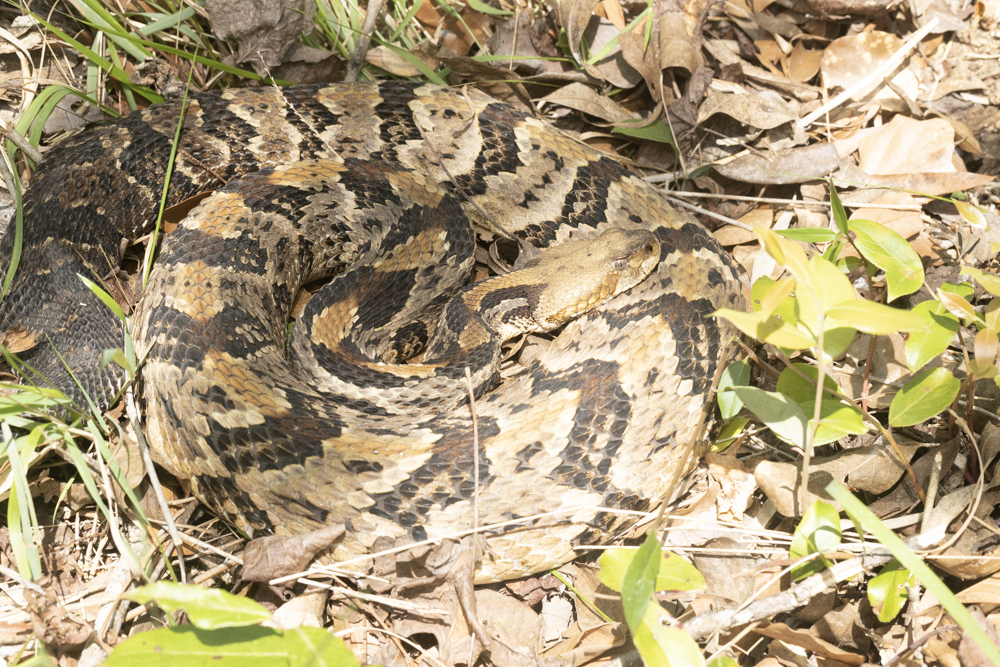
xmin=826 ymin=481 xmax=1000 ymax=665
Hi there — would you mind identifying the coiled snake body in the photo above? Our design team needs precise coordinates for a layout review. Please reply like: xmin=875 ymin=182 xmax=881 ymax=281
xmin=0 ymin=82 xmax=744 ymax=582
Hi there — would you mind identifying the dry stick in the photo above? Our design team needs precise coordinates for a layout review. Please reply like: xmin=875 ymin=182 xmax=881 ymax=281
xmin=3 ymin=128 xmax=41 ymax=165
xmin=683 ymin=551 xmax=893 ymax=640
xmin=344 ymin=0 xmax=385 ymax=82
xmin=127 ymin=388 xmax=187 ymax=584
xmin=798 ymin=18 xmax=940 ymax=129
xmin=662 ymin=191 xmax=923 ymax=211
xmin=464 ymin=367 xmax=481 ymax=535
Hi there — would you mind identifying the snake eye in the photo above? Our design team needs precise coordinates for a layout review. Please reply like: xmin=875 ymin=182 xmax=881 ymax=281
xmin=643 ymin=243 xmax=653 ymax=254
xmin=612 ymin=258 xmax=628 ymax=271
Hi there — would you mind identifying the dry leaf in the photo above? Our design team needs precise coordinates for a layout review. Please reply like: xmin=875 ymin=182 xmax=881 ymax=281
xmin=820 ymin=30 xmax=905 ymax=100
xmin=788 ymin=42 xmax=823 ymax=83
xmin=866 ymin=171 xmax=996 ymax=196
xmin=858 ymin=116 xmax=956 ymax=175
xmin=713 ymin=142 xmax=841 ymax=184
xmin=365 ymin=44 xmax=438 ymax=77
xmin=698 ymin=89 xmax=798 ymax=129
xmin=755 ymin=622 xmax=866 ymax=664
xmin=537 ymin=82 xmax=639 ymax=123
xmin=659 ymin=12 xmax=703 ymax=73
xmin=584 ymin=16 xmax=643 ymax=87
xmin=242 ymin=524 xmax=345 ymax=581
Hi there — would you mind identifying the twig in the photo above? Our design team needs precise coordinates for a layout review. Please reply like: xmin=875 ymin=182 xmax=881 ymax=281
xmin=683 ymin=552 xmax=893 ymax=639
xmin=127 ymin=388 xmax=187 ymax=584
xmin=344 ymin=0 xmax=385 ymax=82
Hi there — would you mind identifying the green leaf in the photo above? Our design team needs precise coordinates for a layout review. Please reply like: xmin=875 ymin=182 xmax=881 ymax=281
xmin=888 ymin=367 xmax=961 ymax=428
xmin=790 ymin=500 xmax=841 ymax=580
xmin=655 ymin=553 xmax=706 ymax=592
xmin=600 ymin=545 xmax=702 ymax=594
xmin=939 ymin=281 xmax=975 ymax=300
xmin=847 ymin=220 xmax=924 ymax=301
xmin=632 ymin=604 xmax=707 ymax=667
xmin=466 ymin=0 xmax=514 ymax=15
xmin=709 ymin=658 xmax=741 ymax=667
xmin=828 ymin=179 xmax=849 ymax=236
xmin=808 ymin=255 xmax=856 ymax=312
xmin=714 ymin=308 xmax=815 ymax=350
xmin=776 ymin=363 xmax=840 ymax=403
xmin=937 ymin=288 xmax=977 ymax=321
xmin=750 ymin=276 xmax=797 ymax=321
xmin=774 ymin=228 xmax=840 ymax=243
xmin=729 ymin=387 xmax=808 ymax=448
xmin=758 ymin=228 xmax=810 ymax=281
xmin=826 ymin=301 xmax=927 ymax=334
xmin=905 ymin=301 xmax=959 ymax=373
xmin=621 ymin=533 xmax=661 ymax=632
xmin=961 ymin=265 xmax=1000 ymax=297
xmin=126 ymin=583 xmax=271 ymax=630
xmin=827 ymin=482 xmax=1000 ymax=667
xmin=79 ymin=274 xmax=126 ymax=323
xmin=105 ymin=625 xmax=358 ymax=667
xmin=717 ymin=360 xmax=750 ymax=420
xmin=805 ymin=400 xmax=868 ymax=446
xmin=713 ymin=417 xmax=749 ymax=452
xmin=868 ymin=560 xmax=914 ymax=622
xmin=612 ymin=120 xmax=675 ymax=146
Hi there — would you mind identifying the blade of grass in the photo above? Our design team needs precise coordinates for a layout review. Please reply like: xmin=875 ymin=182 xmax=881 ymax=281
xmin=826 ymin=481 xmax=1000 ymax=664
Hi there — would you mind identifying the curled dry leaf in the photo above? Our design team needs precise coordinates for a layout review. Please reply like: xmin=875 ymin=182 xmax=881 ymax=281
xmin=755 ymin=622 xmax=865 ymax=665
xmin=660 ymin=12 xmax=703 ymax=74
xmin=866 ymin=171 xmax=997 ymax=196
xmin=241 ymin=524 xmax=345 ymax=582
xmin=365 ymin=43 xmax=439 ymax=77
xmin=204 ymin=0 xmax=314 ymax=76
xmin=583 ymin=16 xmax=643 ymax=88
xmin=558 ymin=0 xmax=605 ymax=80
xmin=713 ymin=142 xmax=841 ymax=185
xmin=804 ymin=0 xmax=896 ymax=15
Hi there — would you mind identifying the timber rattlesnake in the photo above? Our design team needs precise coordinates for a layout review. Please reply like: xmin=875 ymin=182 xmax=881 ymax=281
xmin=0 ymin=82 xmax=744 ymax=582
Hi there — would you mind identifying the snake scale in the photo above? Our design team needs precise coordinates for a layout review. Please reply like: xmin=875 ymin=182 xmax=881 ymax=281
xmin=0 ymin=82 xmax=744 ymax=583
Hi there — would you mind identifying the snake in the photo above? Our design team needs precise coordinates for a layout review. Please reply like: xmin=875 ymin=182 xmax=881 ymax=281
xmin=0 ymin=82 xmax=744 ymax=583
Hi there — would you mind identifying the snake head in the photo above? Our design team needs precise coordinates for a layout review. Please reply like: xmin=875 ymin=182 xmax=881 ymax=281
xmin=519 ymin=227 xmax=661 ymax=331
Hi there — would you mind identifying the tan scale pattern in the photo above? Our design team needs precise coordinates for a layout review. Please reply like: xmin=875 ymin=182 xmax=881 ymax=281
xmin=2 ymin=82 xmax=746 ymax=584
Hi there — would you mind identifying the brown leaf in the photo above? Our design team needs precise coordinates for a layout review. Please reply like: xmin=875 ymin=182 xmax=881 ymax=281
xmin=242 ymin=524 xmax=345 ymax=582
xmin=858 ymin=116 xmax=957 ymax=175
xmin=659 ymin=12 xmax=703 ymax=74
xmin=204 ymin=0 xmax=314 ymax=77
xmin=537 ymin=82 xmax=639 ymax=124
xmin=820 ymin=31 xmax=903 ymax=97
xmin=755 ymin=622 xmax=865 ymax=664
xmin=698 ymin=89 xmax=798 ymax=130
xmin=365 ymin=44 xmax=439 ymax=77
xmin=865 ymin=172 xmax=996 ymax=196
xmin=713 ymin=142 xmax=841 ymax=184
xmin=583 ymin=16 xmax=643 ymax=87
xmin=788 ymin=42 xmax=822 ymax=83
xmin=558 ymin=0 xmax=605 ymax=80
xmin=958 ymin=607 xmax=1000 ymax=667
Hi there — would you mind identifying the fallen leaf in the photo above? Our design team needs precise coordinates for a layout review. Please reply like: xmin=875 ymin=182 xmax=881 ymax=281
xmin=713 ymin=142 xmax=841 ymax=184
xmin=242 ymin=524 xmax=346 ymax=582
xmin=537 ymin=82 xmax=639 ymax=123
xmin=858 ymin=116 xmax=956 ymax=175
xmin=698 ymin=89 xmax=798 ymax=129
